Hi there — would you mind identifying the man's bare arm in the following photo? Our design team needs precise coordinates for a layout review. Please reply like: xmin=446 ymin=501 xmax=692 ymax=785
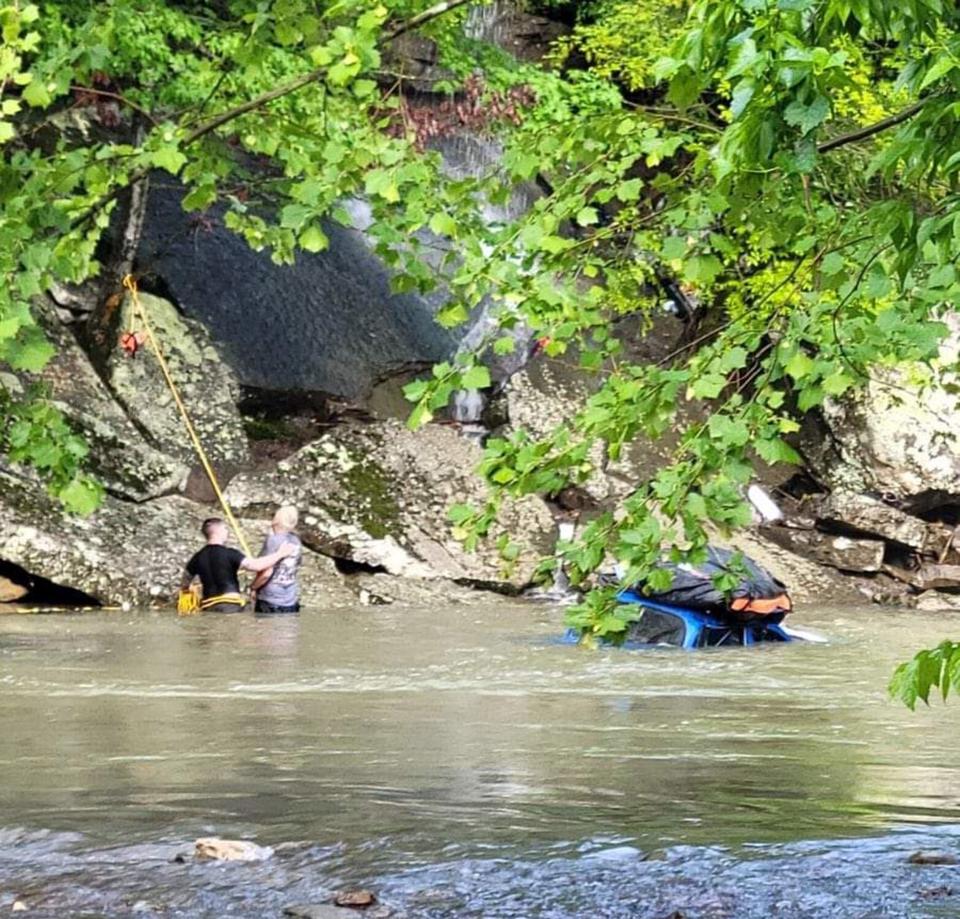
xmin=249 ymin=567 xmax=274 ymax=592
xmin=240 ymin=542 xmax=295 ymax=573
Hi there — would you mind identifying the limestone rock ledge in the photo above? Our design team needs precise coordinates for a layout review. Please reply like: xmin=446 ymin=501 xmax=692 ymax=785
xmin=226 ymin=419 xmax=557 ymax=591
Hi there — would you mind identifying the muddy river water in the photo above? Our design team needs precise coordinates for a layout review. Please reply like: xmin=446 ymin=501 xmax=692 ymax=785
xmin=2 ymin=603 xmax=960 ymax=917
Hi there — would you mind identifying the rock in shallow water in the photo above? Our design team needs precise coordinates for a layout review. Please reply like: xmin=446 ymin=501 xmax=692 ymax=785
xmin=0 ymin=467 xmax=209 ymax=605
xmin=284 ymin=906 xmax=392 ymax=919
xmin=334 ymin=889 xmax=377 ymax=907
xmin=194 ymin=837 xmax=273 ymax=861
xmin=908 ymin=851 xmax=959 ymax=866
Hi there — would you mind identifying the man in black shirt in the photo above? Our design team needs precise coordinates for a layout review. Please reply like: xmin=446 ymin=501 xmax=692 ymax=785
xmin=182 ymin=517 xmax=296 ymax=612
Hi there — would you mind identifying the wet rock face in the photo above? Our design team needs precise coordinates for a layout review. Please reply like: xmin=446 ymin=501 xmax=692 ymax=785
xmin=6 ymin=302 xmax=187 ymax=501
xmin=95 ymin=291 xmax=249 ymax=466
xmin=226 ymin=420 xmax=557 ymax=590
xmin=136 ymin=183 xmax=458 ymax=400
xmin=806 ymin=314 xmax=960 ymax=508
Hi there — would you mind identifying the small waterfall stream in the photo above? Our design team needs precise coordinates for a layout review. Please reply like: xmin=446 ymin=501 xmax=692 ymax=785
xmin=465 ymin=1 xmax=517 ymax=44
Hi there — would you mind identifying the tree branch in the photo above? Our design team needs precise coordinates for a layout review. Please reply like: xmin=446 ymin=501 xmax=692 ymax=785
xmin=183 ymin=0 xmax=472 ymax=146
xmin=70 ymin=0 xmax=476 ymax=231
xmin=69 ymin=86 xmax=161 ymax=126
xmin=817 ymin=97 xmax=932 ymax=154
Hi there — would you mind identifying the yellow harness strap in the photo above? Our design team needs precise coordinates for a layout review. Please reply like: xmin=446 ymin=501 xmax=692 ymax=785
xmin=177 ymin=585 xmax=201 ymax=615
xmin=199 ymin=593 xmax=247 ymax=610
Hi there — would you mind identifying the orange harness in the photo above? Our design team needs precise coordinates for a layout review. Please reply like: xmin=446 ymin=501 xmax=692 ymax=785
xmin=729 ymin=594 xmax=793 ymax=616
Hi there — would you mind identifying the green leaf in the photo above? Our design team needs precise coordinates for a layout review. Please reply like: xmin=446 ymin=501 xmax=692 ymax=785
xmin=21 ymin=77 xmax=51 ymax=108
xmin=661 ymin=236 xmax=688 ymax=260
xmin=403 ymin=378 xmax=429 ymax=402
xmin=461 ymin=365 xmax=491 ymax=389
xmin=690 ymin=373 xmax=726 ymax=399
xmin=576 ymin=206 xmax=599 ymax=226
xmin=6 ymin=333 xmax=55 ymax=371
xmin=821 ymin=252 xmax=844 ymax=275
xmin=429 ymin=212 xmax=459 ymax=237
xmin=919 ymin=55 xmax=957 ymax=91
xmin=783 ymin=95 xmax=830 ymax=135
xmin=58 ymin=477 xmax=101 ymax=516
xmin=152 ymin=145 xmax=187 ymax=175
xmin=707 ymin=414 xmax=750 ymax=447
xmin=616 ymin=178 xmax=643 ymax=202
xmin=784 ymin=350 xmax=815 ymax=381
xmin=755 ymin=437 xmax=801 ymax=465
xmin=448 ymin=503 xmax=476 ymax=524
xmin=280 ymin=204 xmax=312 ymax=230
xmin=821 ymin=370 xmax=854 ymax=396
xmin=299 ymin=225 xmax=329 ymax=252
xmin=407 ymin=401 xmax=433 ymax=430
xmin=683 ymin=254 xmax=722 ymax=284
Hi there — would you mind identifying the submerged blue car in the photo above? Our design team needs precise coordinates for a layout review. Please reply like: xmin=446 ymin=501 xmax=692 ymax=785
xmin=565 ymin=546 xmax=813 ymax=649
xmin=612 ymin=591 xmax=796 ymax=649
xmin=563 ymin=594 xmax=797 ymax=649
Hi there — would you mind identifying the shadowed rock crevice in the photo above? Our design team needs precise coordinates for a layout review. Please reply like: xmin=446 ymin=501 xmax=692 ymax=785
xmin=0 ymin=559 xmax=101 ymax=609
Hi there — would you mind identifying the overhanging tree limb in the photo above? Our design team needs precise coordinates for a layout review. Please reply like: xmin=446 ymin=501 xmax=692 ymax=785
xmin=183 ymin=0 xmax=473 ymax=146
xmin=817 ymin=97 xmax=932 ymax=153
xmin=71 ymin=0 xmax=476 ymax=230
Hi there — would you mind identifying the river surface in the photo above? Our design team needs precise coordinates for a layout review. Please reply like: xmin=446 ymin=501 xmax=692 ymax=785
xmin=2 ymin=603 xmax=960 ymax=917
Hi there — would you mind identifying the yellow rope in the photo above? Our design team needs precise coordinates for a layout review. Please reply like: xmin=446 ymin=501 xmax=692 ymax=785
xmin=122 ymin=275 xmax=253 ymax=559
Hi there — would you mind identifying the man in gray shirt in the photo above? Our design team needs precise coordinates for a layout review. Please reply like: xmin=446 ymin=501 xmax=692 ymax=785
xmin=251 ymin=505 xmax=303 ymax=613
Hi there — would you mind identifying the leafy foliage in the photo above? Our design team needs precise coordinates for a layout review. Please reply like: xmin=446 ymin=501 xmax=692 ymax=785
xmin=0 ymin=0 xmax=474 ymax=509
xmin=548 ymin=0 xmax=688 ymax=93
xmin=399 ymin=0 xmax=960 ymax=641
xmin=891 ymin=642 xmax=960 ymax=710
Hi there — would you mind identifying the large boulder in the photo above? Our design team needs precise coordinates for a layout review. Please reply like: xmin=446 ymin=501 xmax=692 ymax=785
xmin=93 ymin=291 xmax=249 ymax=466
xmin=134 ymin=183 xmax=459 ymax=400
xmin=5 ymin=302 xmax=187 ymax=501
xmin=225 ymin=420 xmax=557 ymax=590
xmin=805 ymin=314 xmax=960 ymax=510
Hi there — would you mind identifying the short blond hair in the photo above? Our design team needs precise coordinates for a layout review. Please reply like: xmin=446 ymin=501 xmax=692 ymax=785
xmin=272 ymin=504 xmax=299 ymax=532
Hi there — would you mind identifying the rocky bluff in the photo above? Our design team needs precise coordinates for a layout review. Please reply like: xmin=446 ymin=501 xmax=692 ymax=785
xmin=5 ymin=252 xmax=960 ymax=612
xmin=4 ymin=4 xmax=960 ymax=612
